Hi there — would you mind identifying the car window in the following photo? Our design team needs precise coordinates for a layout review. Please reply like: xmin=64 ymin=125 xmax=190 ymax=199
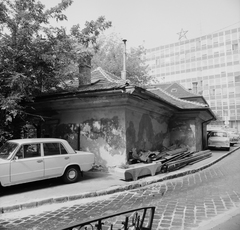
xmin=43 ymin=143 xmax=68 ymax=156
xmin=211 ymin=132 xmax=227 ymax=137
xmin=16 ymin=144 xmax=41 ymax=159
xmin=0 ymin=142 xmax=18 ymax=159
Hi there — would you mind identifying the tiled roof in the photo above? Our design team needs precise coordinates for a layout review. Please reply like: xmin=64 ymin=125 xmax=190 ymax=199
xmin=91 ymin=67 xmax=126 ymax=84
xmin=43 ymin=68 xmax=212 ymax=112
xmin=148 ymin=88 xmax=208 ymax=109
xmin=63 ymin=67 xmax=126 ymax=88
xmin=150 ymin=82 xmax=199 ymax=98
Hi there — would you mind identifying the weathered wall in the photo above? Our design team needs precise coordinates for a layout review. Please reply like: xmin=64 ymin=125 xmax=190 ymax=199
xmin=43 ymin=108 xmax=126 ymax=167
xmin=169 ymin=118 xmax=196 ymax=152
xmin=195 ymin=118 xmax=203 ymax=151
xmin=125 ymin=107 xmax=170 ymax=160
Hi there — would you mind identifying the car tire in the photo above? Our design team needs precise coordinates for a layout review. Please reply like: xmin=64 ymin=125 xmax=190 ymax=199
xmin=225 ymin=147 xmax=230 ymax=151
xmin=63 ymin=166 xmax=80 ymax=183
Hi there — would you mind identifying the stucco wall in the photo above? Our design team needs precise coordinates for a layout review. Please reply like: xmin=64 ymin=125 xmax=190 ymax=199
xmin=125 ymin=108 xmax=170 ymax=160
xmin=169 ymin=118 xmax=196 ymax=152
xmin=44 ymin=108 xmax=126 ymax=167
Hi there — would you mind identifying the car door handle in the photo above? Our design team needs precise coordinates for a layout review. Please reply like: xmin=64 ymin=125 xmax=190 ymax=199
xmin=37 ymin=160 xmax=43 ymax=163
xmin=64 ymin=157 xmax=69 ymax=160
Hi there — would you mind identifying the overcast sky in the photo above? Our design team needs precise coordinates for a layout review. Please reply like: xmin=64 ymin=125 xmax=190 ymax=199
xmin=39 ymin=0 xmax=240 ymax=48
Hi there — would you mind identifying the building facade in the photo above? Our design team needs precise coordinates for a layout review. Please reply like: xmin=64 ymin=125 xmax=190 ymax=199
xmin=146 ymin=27 xmax=240 ymax=130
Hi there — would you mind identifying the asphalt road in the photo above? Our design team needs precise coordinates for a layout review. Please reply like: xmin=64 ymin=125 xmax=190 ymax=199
xmin=1 ymin=148 xmax=240 ymax=230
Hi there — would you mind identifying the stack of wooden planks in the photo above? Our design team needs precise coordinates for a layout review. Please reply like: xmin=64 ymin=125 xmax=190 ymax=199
xmin=159 ymin=149 xmax=212 ymax=173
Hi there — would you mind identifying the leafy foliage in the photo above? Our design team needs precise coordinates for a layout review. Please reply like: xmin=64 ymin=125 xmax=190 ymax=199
xmin=0 ymin=0 xmax=111 ymax=143
xmin=91 ymin=33 xmax=154 ymax=85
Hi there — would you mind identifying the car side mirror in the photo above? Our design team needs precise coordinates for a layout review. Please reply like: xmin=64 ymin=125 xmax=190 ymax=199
xmin=13 ymin=156 xmax=19 ymax=160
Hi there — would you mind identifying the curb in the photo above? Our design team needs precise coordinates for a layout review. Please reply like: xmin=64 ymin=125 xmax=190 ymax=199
xmin=1 ymin=147 xmax=240 ymax=214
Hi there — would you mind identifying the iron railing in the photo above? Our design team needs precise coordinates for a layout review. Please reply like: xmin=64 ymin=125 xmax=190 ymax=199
xmin=61 ymin=206 xmax=155 ymax=230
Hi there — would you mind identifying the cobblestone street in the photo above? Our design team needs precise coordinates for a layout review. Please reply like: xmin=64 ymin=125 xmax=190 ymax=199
xmin=1 ymin=149 xmax=240 ymax=230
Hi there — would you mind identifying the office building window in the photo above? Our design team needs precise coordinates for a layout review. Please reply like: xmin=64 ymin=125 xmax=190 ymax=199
xmin=222 ymin=87 xmax=227 ymax=95
xmin=235 ymin=75 xmax=240 ymax=83
xmin=233 ymin=54 xmax=239 ymax=62
xmin=210 ymin=101 xmax=215 ymax=107
xmin=220 ymin=57 xmax=225 ymax=64
xmin=208 ymin=48 xmax=213 ymax=55
xmin=175 ymin=54 xmax=180 ymax=63
xmin=190 ymin=52 xmax=195 ymax=59
xmin=208 ymin=59 xmax=213 ymax=66
xmin=230 ymin=110 xmax=236 ymax=117
xmin=175 ymin=46 xmax=179 ymax=53
xmin=203 ymin=89 xmax=209 ymax=96
xmin=226 ymin=44 xmax=232 ymax=52
xmin=203 ymin=79 xmax=209 ymax=87
xmin=196 ymin=51 xmax=200 ymax=58
xmin=196 ymin=40 xmax=201 ymax=49
xmin=210 ymin=88 xmax=215 ymax=95
xmin=232 ymin=43 xmax=238 ymax=51
xmin=202 ymin=60 xmax=207 ymax=67
xmin=232 ymin=32 xmax=237 ymax=40
xmin=225 ymin=34 xmax=231 ymax=42
xmin=207 ymin=37 xmax=212 ymax=46
xmin=222 ymin=100 xmax=228 ymax=106
xmin=229 ymin=99 xmax=235 ymax=105
xmin=213 ymin=36 xmax=218 ymax=45
xmin=215 ymin=88 xmax=221 ymax=95
xmin=216 ymin=100 xmax=222 ymax=106
xmin=227 ymin=55 xmax=232 ymax=63
xmin=236 ymin=99 xmax=240 ymax=105
xmin=228 ymin=87 xmax=235 ymax=94
xmin=214 ymin=58 xmax=219 ymax=65
xmin=219 ymin=36 xmax=224 ymax=43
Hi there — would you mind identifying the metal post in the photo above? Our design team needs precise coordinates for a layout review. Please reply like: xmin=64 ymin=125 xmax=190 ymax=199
xmin=121 ymin=39 xmax=127 ymax=80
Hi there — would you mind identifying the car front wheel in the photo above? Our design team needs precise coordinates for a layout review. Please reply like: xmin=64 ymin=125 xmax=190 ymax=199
xmin=63 ymin=166 xmax=80 ymax=183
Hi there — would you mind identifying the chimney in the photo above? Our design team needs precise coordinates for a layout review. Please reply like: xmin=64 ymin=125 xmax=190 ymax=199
xmin=192 ymin=81 xmax=198 ymax=94
xmin=121 ymin=39 xmax=127 ymax=80
xmin=78 ymin=54 xmax=92 ymax=86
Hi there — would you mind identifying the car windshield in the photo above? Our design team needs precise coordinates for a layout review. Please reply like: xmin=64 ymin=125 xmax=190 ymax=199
xmin=212 ymin=132 xmax=227 ymax=137
xmin=0 ymin=142 xmax=18 ymax=159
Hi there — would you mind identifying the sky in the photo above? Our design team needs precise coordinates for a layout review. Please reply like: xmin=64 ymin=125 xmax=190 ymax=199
xmin=39 ymin=0 xmax=240 ymax=49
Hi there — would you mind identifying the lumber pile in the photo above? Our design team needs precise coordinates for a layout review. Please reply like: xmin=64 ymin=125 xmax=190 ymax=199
xmin=160 ymin=150 xmax=212 ymax=173
xmin=129 ymin=147 xmax=212 ymax=173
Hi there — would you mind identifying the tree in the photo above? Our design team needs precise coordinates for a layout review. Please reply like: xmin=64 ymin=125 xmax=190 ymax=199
xmin=91 ymin=33 xmax=154 ymax=85
xmin=0 ymin=0 xmax=111 ymax=143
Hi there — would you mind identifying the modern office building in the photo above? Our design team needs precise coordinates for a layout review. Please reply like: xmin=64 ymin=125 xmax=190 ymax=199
xmin=146 ymin=27 xmax=240 ymax=130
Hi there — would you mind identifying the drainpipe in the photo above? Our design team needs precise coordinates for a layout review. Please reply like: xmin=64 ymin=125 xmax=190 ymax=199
xmin=121 ymin=39 xmax=127 ymax=80
xmin=202 ymin=118 xmax=214 ymax=150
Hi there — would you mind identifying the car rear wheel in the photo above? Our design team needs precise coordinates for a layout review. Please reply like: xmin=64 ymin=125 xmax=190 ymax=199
xmin=63 ymin=166 xmax=80 ymax=183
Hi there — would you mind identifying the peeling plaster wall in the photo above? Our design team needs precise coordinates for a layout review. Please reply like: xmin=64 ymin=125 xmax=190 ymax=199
xmin=169 ymin=118 xmax=196 ymax=152
xmin=195 ymin=118 xmax=203 ymax=151
xmin=125 ymin=108 xmax=170 ymax=160
xmin=43 ymin=109 xmax=126 ymax=167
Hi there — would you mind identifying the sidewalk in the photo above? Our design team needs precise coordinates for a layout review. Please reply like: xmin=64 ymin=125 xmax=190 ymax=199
xmin=1 ymin=146 xmax=240 ymax=214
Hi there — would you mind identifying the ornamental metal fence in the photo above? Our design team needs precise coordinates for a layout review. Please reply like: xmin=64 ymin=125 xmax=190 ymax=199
xmin=61 ymin=206 xmax=155 ymax=230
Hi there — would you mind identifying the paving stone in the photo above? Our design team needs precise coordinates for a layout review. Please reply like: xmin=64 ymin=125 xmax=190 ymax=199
xmin=1 ymin=149 xmax=240 ymax=230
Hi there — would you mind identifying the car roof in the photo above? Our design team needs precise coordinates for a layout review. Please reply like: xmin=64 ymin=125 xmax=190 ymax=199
xmin=8 ymin=138 xmax=67 ymax=144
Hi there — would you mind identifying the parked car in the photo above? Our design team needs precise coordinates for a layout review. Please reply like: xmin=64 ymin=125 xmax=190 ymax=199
xmin=225 ymin=131 xmax=239 ymax=146
xmin=207 ymin=130 xmax=230 ymax=151
xmin=0 ymin=138 xmax=95 ymax=188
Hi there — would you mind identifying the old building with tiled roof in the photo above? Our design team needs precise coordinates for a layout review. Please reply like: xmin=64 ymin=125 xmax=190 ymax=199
xmin=31 ymin=66 xmax=216 ymax=167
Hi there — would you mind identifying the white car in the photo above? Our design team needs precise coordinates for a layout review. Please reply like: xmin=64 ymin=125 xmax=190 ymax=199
xmin=207 ymin=130 xmax=230 ymax=151
xmin=0 ymin=138 xmax=95 ymax=187
xmin=226 ymin=131 xmax=239 ymax=146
